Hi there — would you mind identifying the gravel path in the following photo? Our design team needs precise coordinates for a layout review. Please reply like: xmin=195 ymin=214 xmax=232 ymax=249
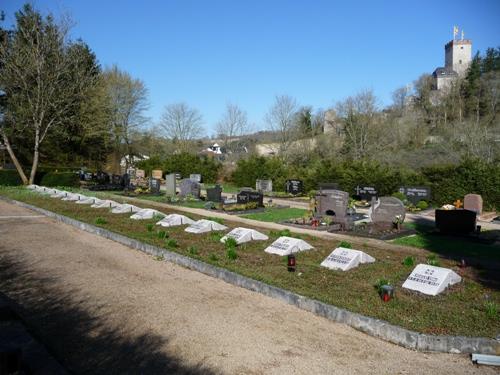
xmin=0 ymin=200 xmax=495 ymax=374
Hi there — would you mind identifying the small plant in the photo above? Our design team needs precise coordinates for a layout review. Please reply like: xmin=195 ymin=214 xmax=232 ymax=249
xmin=188 ymin=246 xmax=198 ymax=255
xmin=338 ymin=241 xmax=352 ymax=249
xmin=146 ymin=223 xmax=154 ymax=232
xmin=95 ymin=217 xmax=107 ymax=225
xmin=427 ymin=254 xmax=440 ymax=267
xmin=485 ymin=301 xmax=498 ymax=319
xmin=153 ymin=213 xmax=165 ymax=221
xmin=374 ymin=278 xmax=390 ymax=293
xmin=209 ymin=231 xmax=223 ymax=242
xmin=166 ymin=238 xmax=178 ymax=248
xmin=391 ymin=191 xmax=407 ymax=203
xmin=153 ymin=255 xmax=164 ymax=261
xmin=402 ymin=256 xmax=415 ymax=266
xmin=416 ymin=200 xmax=429 ymax=210
xmin=224 ymin=237 xmax=238 ymax=250
xmin=209 ymin=253 xmax=219 ymax=262
xmin=157 ymin=230 xmax=168 ymax=239
xmin=226 ymin=248 xmax=238 ymax=260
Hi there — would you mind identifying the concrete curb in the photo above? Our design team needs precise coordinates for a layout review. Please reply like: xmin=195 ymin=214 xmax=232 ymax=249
xmin=3 ymin=197 xmax=499 ymax=355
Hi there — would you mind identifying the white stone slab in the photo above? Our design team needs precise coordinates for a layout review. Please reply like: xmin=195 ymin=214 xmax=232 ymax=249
xmin=75 ymin=197 xmax=100 ymax=205
xmin=156 ymin=214 xmax=195 ymax=227
xmin=264 ymin=236 xmax=313 ymax=256
xmin=27 ymin=184 xmax=38 ymax=190
xmin=220 ymin=227 xmax=269 ymax=245
xmin=111 ymin=204 xmax=141 ymax=214
xmin=320 ymin=247 xmax=375 ymax=271
xmin=91 ymin=199 xmax=120 ymax=209
xmin=50 ymin=190 xmax=69 ymax=198
xmin=61 ymin=193 xmax=87 ymax=201
xmin=130 ymin=208 xmax=165 ymax=220
xmin=402 ymin=264 xmax=461 ymax=296
xmin=185 ymin=219 xmax=228 ymax=234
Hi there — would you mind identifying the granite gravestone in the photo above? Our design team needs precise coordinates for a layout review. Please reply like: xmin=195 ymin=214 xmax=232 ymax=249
xmin=165 ymin=173 xmax=177 ymax=196
xmin=315 ymin=189 xmax=349 ymax=217
xmin=236 ymin=190 xmax=264 ymax=207
xmin=179 ymin=179 xmax=201 ymax=198
xmin=206 ymin=184 xmax=222 ymax=202
xmin=285 ymin=179 xmax=304 ymax=195
xmin=354 ymin=185 xmax=378 ymax=201
xmin=320 ymin=247 xmax=375 ymax=271
xmin=398 ymin=186 xmax=431 ymax=205
xmin=256 ymin=179 xmax=273 ymax=193
xmin=402 ymin=264 xmax=461 ymax=296
xmin=435 ymin=209 xmax=477 ymax=234
xmin=149 ymin=178 xmax=161 ymax=194
xmin=264 ymin=236 xmax=313 ymax=256
xmin=463 ymin=194 xmax=483 ymax=215
xmin=190 ymin=174 xmax=202 ymax=183
xmin=370 ymin=197 xmax=405 ymax=226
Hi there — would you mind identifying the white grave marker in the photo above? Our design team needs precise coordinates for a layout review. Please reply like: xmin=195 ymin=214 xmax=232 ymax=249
xmin=320 ymin=247 xmax=375 ymax=271
xmin=402 ymin=264 xmax=461 ymax=296
xmin=185 ymin=219 xmax=227 ymax=234
xmin=61 ymin=193 xmax=87 ymax=201
xmin=50 ymin=190 xmax=68 ymax=198
xmin=220 ymin=227 xmax=268 ymax=245
xmin=27 ymin=184 xmax=38 ymax=190
xmin=75 ymin=197 xmax=100 ymax=205
xmin=130 ymin=208 xmax=165 ymax=220
xmin=156 ymin=214 xmax=195 ymax=227
xmin=111 ymin=204 xmax=141 ymax=214
xmin=91 ymin=199 xmax=120 ymax=209
xmin=264 ymin=236 xmax=313 ymax=256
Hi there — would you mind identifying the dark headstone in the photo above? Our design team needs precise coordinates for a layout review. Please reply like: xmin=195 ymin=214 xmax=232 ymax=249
xmin=370 ymin=197 xmax=405 ymax=225
xmin=463 ymin=194 xmax=483 ymax=215
xmin=179 ymin=179 xmax=200 ymax=198
xmin=354 ymin=185 xmax=378 ymax=201
xmin=398 ymin=186 xmax=431 ymax=205
xmin=95 ymin=171 xmax=110 ymax=184
xmin=111 ymin=174 xmax=122 ymax=185
xmin=315 ymin=189 xmax=349 ymax=217
xmin=285 ymin=179 xmax=304 ymax=195
xmin=435 ymin=209 xmax=477 ymax=234
xmin=237 ymin=190 xmax=264 ymax=207
xmin=149 ymin=178 xmax=161 ymax=194
xmin=122 ymin=173 xmax=130 ymax=188
xmin=84 ymin=172 xmax=93 ymax=181
xmin=207 ymin=184 xmax=222 ymax=202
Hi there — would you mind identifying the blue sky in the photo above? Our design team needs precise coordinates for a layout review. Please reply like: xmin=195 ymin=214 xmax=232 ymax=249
xmin=3 ymin=0 xmax=500 ymax=135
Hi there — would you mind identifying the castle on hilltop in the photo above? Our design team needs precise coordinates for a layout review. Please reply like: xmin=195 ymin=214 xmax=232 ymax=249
xmin=432 ymin=26 xmax=472 ymax=91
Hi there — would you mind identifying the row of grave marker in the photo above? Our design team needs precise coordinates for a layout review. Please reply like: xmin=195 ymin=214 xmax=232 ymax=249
xmin=28 ymin=184 xmax=462 ymax=296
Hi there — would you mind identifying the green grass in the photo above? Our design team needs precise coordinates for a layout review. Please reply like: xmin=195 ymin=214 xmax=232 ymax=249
xmin=241 ymin=207 xmax=307 ymax=222
xmin=1 ymin=185 xmax=499 ymax=338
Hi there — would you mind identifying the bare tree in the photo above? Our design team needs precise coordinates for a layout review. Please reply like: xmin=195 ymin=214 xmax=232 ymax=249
xmin=265 ymin=95 xmax=298 ymax=154
xmin=0 ymin=4 xmax=99 ymax=184
xmin=159 ymin=103 xmax=204 ymax=153
xmin=102 ymin=65 xmax=149 ymax=172
xmin=216 ymin=103 xmax=248 ymax=152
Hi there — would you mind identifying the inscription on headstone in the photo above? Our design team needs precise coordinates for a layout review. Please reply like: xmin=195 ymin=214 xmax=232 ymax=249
xmin=320 ymin=248 xmax=375 ymax=271
xmin=285 ymin=179 xmax=304 ymax=195
xmin=237 ymin=190 xmax=264 ymax=207
xmin=256 ymin=179 xmax=273 ymax=193
xmin=264 ymin=236 xmax=313 ymax=256
xmin=463 ymin=194 xmax=483 ymax=215
xmin=354 ymin=185 xmax=378 ymax=201
xmin=402 ymin=264 xmax=461 ymax=296
xmin=398 ymin=186 xmax=431 ymax=205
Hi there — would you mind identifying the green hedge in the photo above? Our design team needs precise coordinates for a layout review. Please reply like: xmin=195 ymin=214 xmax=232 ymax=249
xmin=0 ymin=170 xmax=22 ymax=186
xmin=40 ymin=172 xmax=80 ymax=187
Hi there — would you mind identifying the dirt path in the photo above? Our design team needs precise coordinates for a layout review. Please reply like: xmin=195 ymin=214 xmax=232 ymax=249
xmin=0 ymin=200 xmax=494 ymax=374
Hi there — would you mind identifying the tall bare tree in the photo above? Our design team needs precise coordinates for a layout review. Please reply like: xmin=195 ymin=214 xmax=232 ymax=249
xmin=216 ymin=103 xmax=248 ymax=152
xmin=159 ymin=102 xmax=204 ymax=153
xmin=265 ymin=95 xmax=298 ymax=154
xmin=0 ymin=4 xmax=100 ymax=183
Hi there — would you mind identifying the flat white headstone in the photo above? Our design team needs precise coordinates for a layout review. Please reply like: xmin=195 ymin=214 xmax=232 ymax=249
xmin=111 ymin=204 xmax=141 ymax=214
xmin=402 ymin=264 xmax=461 ymax=296
xmin=75 ymin=197 xmax=100 ymax=205
xmin=320 ymin=247 xmax=375 ymax=271
xmin=130 ymin=208 xmax=165 ymax=220
xmin=61 ymin=193 xmax=87 ymax=201
xmin=50 ymin=190 xmax=68 ymax=198
xmin=185 ymin=219 xmax=228 ymax=234
xmin=220 ymin=227 xmax=269 ymax=245
xmin=264 ymin=236 xmax=313 ymax=256
xmin=27 ymin=185 xmax=38 ymax=190
xmin=91 ymin=199 xmax=120 ymax=209
xmin=156 ymin=214 xmax=195 ymax=227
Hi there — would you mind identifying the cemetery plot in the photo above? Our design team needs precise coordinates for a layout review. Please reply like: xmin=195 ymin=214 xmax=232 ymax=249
xmin=111 ymin=204 xmax=141 ymax=214
xmin=185 ymin=219 xmax=228 ymax=234
xmin=402 ymin=264 xmax=462 ymax=296
xmin=156 ymin=214 xmax=195 ymax=227
xmin=321 ymin=247 xmax=375 ymax=271
xmin=91 ymin=199 xmax=121 ymax=209
xmin=130 ymin=208 xmax=165 ymax=220
xmin=264 ymin=236 xmax=313 ymax=256
xmin=220 ymin=227 xmax=268 ymax=245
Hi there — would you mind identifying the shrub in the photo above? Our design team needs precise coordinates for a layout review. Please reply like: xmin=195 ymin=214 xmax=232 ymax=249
xmin=224 ymin=237 xmax=238 ymax=250
xmin=416 ymin=200 xmax=429 ymax=210
xmin=226 ymin=248 xmax=238 ymax=260
xmin=166 ymin=239 xmax=178 ymax=248
xmin=402 ymin=256 xmax=415 ymax=266
xmin=209 ymin=232 xmax=223 ymax=242
xmin=391 ymin=191 xmax=407 ymax=202
xmin=95 ymin=217 xmax=107 ymax=225
xmin=146 ymin=224 xmax=154 ymax=232
xmin=339 ymin=241 xmax=352 ymax=249
xmin=157 ymin=230 xmax=168 ymax=239
xmin=0 ymin=170 xmax=22 ymax=186
xmin=40 ymin=172 xmax=79 ymax=187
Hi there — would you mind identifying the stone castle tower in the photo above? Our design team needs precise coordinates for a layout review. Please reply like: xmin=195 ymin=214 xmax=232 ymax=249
xmin=433 ymin=27 xmax=472 ymax=91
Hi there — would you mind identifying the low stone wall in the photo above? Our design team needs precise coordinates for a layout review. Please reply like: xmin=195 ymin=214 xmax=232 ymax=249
xmin=3 ymin=196 xmax=499 ymax=355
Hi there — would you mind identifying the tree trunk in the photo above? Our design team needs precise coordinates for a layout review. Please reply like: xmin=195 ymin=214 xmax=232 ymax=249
xmin=29 ymin=130 xmax=40 ymax=185
xmin=1 ymin=131 xmax=28 ymax=184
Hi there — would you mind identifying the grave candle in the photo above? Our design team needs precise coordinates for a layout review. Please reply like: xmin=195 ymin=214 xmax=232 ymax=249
xmin=287 ymin=254 xmax=296 ymax=272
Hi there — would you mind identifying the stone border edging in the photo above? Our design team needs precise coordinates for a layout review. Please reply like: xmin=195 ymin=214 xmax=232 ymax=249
xmin=3 ymin=196 xmax=499 ymax=355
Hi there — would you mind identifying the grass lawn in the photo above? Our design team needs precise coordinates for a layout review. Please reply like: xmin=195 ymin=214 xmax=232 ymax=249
xmin=1 ymin=186 xmax=499 ymax=338
xmin=240 ymin=207 xmax=307 ymax=222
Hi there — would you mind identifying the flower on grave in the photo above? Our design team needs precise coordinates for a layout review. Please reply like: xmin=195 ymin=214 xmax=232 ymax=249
xmin=393 ymin=214 xmax=403 ymax=224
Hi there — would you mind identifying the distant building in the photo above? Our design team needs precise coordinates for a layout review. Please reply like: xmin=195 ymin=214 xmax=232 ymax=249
xmin=432 ymin=27 xmax=472 ymax=91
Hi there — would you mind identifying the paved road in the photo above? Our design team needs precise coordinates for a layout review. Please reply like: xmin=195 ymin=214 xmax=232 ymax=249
xmin=0 ymin=200 xmax=495 ymax=374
